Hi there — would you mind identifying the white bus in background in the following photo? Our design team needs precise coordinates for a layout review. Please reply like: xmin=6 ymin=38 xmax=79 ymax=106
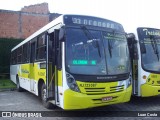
xmin=127 ymin=27 xmax=160 ymax=97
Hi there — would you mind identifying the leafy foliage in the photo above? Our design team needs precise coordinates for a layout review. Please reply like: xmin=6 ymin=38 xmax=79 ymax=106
xmin=0 ymin=38 xmax=23 ymax=74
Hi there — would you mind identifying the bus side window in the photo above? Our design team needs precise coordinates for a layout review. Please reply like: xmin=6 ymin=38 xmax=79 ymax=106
xmin=14 ymin=50 xmax=17 ymax=64
xmin=27 ymin=42 xmax=30 ymax=62
xmin=36 ymin=34 xmax=46 ymax=60
xmin=17 ymin=46 xmax=22 ymax=63
xmin=22 ymin=43 xmax=29 ymax=63
xmin=48 ymin=33 xmax=53 ymax=61
xmin=30 ymin=41 xmax=36 ymax=63
xmin=11 ymin=50 xmax=17 ymax=64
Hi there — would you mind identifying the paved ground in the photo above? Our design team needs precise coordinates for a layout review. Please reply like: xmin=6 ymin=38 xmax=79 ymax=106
xmin=1 ymin=90 xmax=160 ymax=120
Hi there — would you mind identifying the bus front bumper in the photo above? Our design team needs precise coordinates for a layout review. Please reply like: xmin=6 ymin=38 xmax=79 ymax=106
xmin=63 ymin=85 xmax=132 ymax=110
xmin=141 ymin=84 xmax=160 ymax=97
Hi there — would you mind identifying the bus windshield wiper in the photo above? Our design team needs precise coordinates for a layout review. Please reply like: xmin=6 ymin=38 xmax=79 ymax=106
xmin=150 ymin=36 xmax=159 ymax=61
xmin=107 ymin=30 xmax=115 ymax=58
xmin=108 ymin=39 xmax=113 ymax=58
xmin=81 ymin=26 xmax=101 ymax=57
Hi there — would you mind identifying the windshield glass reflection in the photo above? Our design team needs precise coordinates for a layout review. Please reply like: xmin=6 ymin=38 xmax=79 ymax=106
xmin=65 ymin=28 xmax=130 ymax=75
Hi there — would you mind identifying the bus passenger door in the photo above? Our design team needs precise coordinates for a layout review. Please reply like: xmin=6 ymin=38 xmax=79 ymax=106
xmin=46 ymin=33 xmax=55 ymax=101
xmin=46 ymin=28 xmax=63 ymax=107
xmin=47 ymin=30 xmax=62 ymax=106
xmin=54 ymin=29 xmax=61 ymax=106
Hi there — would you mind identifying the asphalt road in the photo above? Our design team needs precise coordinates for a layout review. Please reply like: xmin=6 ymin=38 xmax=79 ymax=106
xmin=1 ymin=90 xmax=160 ymax=120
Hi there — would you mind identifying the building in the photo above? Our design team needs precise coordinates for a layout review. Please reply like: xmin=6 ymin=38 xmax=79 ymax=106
xmin=0 ymin=3 xmax=60 ymax=39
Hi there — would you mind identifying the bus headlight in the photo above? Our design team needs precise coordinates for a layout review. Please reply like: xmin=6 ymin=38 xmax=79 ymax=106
xmin=66 ymin=73 xmax=80 ymax=92
xmin=127 ymin=77 xmax=132 ymax=88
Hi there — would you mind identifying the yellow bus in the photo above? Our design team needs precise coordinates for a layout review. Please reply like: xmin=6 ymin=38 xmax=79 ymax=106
xmin=127 ymin=27 xmax=160 ymax=97
xmin=10 ymin=14 xmax=132 ymax=110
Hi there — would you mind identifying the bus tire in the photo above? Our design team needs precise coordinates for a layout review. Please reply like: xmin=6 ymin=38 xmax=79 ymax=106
xmin=16 ymin=76 xmax=23 ymax=92
xmin=41 ymin=83 xmax=54 ymax=109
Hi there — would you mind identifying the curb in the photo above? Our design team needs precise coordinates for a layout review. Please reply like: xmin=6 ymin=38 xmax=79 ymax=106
xmin=0 ymin=88 xmax=16 ymax=92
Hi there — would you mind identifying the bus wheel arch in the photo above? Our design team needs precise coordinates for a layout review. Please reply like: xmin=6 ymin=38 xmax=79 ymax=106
xmin=38 ymin=79 xmax=54 ymax=109
xmin=38 ymin=79 xmax=44 ymax=98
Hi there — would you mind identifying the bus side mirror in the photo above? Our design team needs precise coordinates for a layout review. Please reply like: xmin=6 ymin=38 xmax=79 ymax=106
xmin=126 ymin=33 xmax=135 ymax=39
xmin=126 ymin=33 xmax=137 ymax=46
xmin=126 ymin=33 xmax=139 ymax=60
xmin=59 ymin=28 xmax=65 ymax=41
xmin=126 ymin=33 xmax=136 ymax=43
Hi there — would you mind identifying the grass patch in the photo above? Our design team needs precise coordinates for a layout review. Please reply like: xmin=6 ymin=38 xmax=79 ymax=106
xmin=0 ymin=79 xmax=16 ymax=89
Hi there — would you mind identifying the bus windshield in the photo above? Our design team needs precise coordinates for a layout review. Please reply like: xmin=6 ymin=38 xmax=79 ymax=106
xmin=65 ymin=27 xmax=130 ymax=75
xmin=138 ymin=28 xmax=160 ymax=72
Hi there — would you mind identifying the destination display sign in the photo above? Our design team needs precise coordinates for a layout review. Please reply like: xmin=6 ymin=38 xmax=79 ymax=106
xmin=137 ymin=27 xmax=160 ymax=43
xmin=63 ymin=15 xmax=124 ymax=31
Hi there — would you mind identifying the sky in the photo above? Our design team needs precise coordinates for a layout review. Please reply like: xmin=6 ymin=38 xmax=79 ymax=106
xmin=0 ymin=0 xmax=160 ymax=33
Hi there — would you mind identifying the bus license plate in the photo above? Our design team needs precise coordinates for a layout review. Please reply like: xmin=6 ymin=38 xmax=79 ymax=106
xmin=102 ymin=96 xmax=113 ymax=102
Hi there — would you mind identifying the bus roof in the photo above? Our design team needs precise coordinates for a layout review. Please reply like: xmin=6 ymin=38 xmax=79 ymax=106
xmin=127 ymin=25 xmax=160 ymax=41
xmin=11 ymin=15 xmax=64 ymax=51
xmin=11 ymin=14 xmax=123 ymax=51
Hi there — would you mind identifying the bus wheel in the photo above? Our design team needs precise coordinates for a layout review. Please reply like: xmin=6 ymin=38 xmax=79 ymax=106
xmin=16 ymin=76 xmax=23 ymax=92
xmin=41 ymin=83 xmax=54 ymax=109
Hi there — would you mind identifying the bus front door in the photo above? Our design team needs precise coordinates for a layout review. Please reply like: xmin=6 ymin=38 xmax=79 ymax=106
xmin=46 ymin=30 xmax=63 ymax=107
xmin=46 ymin=33 xmax=55 ymax=101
